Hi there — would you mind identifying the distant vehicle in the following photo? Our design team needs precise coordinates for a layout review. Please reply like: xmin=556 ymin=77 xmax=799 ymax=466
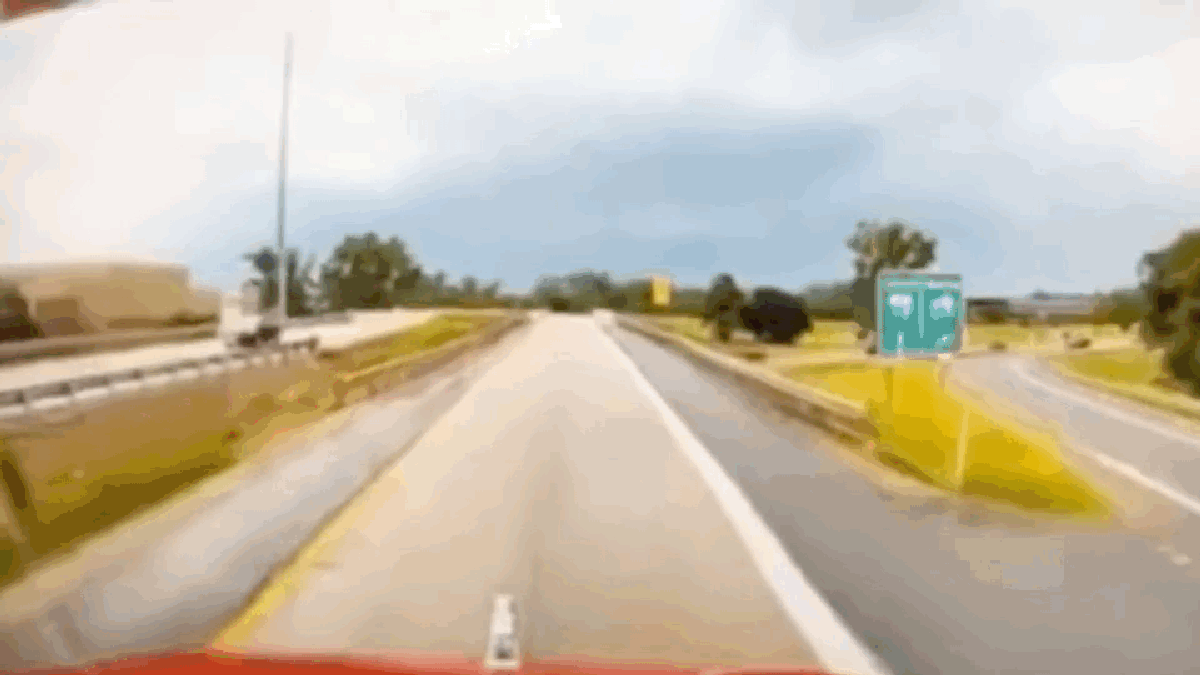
xmin=218 ymin=282 xmax=303 ymax=350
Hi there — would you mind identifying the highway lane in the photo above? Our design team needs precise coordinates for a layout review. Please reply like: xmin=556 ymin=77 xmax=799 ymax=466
xmin=613 ymin=329 xmax=1200 ymax=675
xmin=0 ymin=309 xmax=438 ymax=394
xmin=948 ymin=355 xmax=1200 ymax=516
xmin=211 ymin=313 xmax=871 ymax=674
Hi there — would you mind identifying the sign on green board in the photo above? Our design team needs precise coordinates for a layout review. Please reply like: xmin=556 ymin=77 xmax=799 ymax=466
xmin=875 ymin=271 xmax=964 ymax=358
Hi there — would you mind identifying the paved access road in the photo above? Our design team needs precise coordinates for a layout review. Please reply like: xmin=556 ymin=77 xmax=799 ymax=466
xmin=949 ymin=354 xmax=1200 ymax=530
xmin=0 ymin=309 xmax=438 ymax=394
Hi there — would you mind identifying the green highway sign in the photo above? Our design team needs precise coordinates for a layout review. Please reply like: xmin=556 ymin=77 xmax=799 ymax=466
xmin=875 ymin=271 xmax=964 ymax=358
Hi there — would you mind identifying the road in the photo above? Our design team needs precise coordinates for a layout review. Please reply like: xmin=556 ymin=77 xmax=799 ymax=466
xmin=949 ymin=354 xmax=1200 ymax=524
xmin=0 ymin=309 xmax=438 ymax=394
xmin=5 ymin=316 xmax=1200 ymax=674
xmin=210 ymin=312 xmax=873 ymax=674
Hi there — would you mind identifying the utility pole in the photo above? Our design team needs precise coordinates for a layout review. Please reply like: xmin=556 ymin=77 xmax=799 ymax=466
xmin=273 ymin=32 xmax=294 ymax=335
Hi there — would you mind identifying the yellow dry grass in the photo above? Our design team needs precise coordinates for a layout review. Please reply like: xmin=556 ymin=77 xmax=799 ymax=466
xmin=787 ymin=359 xmax=1113 ymax=517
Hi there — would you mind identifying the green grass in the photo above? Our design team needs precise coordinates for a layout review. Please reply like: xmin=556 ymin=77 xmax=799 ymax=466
xmin=786 ymin=359 xmax=1113 ymax=518
xmin=651 ymin=316 xmax=861 ymax=350
xmin=323 ymin=314 xmax=501 ymax=373
xmin=1047 ymin=346 xmax=1200 ymax=424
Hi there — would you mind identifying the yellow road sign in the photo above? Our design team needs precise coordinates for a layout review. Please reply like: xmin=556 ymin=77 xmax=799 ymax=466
xmin=651 ymin=276 xmax=671 ymax=307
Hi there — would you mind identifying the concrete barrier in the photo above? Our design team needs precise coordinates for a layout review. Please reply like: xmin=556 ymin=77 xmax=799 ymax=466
xmin=616 ymin=316 xmax=877 ymax=446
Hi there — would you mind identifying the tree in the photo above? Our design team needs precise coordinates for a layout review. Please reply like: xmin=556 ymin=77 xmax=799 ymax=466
xmin=1139 ymin=231 xmax=1200 ymax=395
xmin=802 ymin=281 xmax=856 ymax=321
xmin=1092 ymin=288 xmax=1146 ymax=331
xmin=461 ymin=275 xmax=479 ymax=299
xmin=244 ymin=246 xmax=320 ymax=317
xmin=321 ymin=232 xmax=422 ymax=310
xmin=534 ymin=274 xmax=567 ymax=308
xmin=564 ymin=270 xmax=615 ymax=311
xmin=846 ymin=219 xmax=937 ymax=340
xmin=0 ymin=282 xmax=42 ymax=342
xmin=704 ymin=273 xmax=744 ymax=343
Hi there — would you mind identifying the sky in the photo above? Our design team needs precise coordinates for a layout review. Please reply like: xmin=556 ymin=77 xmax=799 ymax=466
xmin=2 ymin=0 xmax=1199 ymax=296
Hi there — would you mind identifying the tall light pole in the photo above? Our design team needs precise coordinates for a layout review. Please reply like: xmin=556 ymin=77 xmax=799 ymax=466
xmin=273 ymin=32 xmax=293 ymax=332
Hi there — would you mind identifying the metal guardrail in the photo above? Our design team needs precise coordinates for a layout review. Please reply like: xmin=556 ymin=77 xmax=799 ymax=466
xmin=0 ymin=338 xmax=321 ymax=417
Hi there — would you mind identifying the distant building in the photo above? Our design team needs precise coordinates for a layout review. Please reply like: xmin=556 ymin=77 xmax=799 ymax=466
xmin=1008 ymin=292 xmax=1101 ymax=322
xmin=0 ymin=260 xmax=221 ymax=335
xmin=967 ymin=298 xmax=1012 ymax=322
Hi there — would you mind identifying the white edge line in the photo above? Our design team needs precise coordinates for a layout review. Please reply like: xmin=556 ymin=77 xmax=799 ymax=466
xmin=1073 ymin=439 xmax=1200 ymax=518
xmin=1010 ymin=358 xmax=1200 ymax=449
xmin=1007 ymin=360 xmax=1200 ymax=518
xmin=597 ymin=325 xmax=892 ymax=675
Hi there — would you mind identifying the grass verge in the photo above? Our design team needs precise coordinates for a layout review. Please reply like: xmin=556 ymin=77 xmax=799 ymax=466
xmin=0 ymin=312 xmax=510 ymax=587
xmin=1046 ymin=347 xmax=1200 ymax=425
xmin=649 ymin=316 xmax=859 ymax=351
xmin=651 ymin=315 xmax=1131 ymax=356
xmin=785 ymin=359 xmax=1114 ymax=518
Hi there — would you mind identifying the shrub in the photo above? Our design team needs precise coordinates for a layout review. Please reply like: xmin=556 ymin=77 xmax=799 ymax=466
xmin=1068 ymin=337 xmax=1093 ymax=350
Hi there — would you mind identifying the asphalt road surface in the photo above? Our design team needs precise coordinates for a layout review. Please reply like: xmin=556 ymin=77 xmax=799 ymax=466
xmin=211 ymin=313 xmax=874 ymax=674
xmin=5 ymin=316 xmax=1200 ymax=674
xmin=614 ymin=333 xmax=1200 ymax=675
xmin=949 ymin=355 xmax=1200 ymax=526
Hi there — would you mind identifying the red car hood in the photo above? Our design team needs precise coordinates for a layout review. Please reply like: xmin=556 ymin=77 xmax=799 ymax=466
xmin=11 ymin=650 xmax=839 ymax=675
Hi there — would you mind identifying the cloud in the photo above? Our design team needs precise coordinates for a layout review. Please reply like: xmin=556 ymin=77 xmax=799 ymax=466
xmin=5 ymin=0 xmax=1200 ymax=301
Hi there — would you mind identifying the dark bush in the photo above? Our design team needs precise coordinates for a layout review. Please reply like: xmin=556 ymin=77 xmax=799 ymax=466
xmin=989 ymin=341 xmax=1008 ymax=352
xmin=739 ymin=288 xmax=813 ymax=344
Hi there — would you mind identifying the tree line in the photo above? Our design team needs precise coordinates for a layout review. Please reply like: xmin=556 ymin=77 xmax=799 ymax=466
xmin=4 ymin=217 xmax=1200 ymax=400
xmin=243 ymin=231 xmax=511 ymax=315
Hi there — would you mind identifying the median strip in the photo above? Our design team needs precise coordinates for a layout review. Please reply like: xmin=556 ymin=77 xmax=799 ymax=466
xmin=0 ymin=311 xmax=524 ymax=588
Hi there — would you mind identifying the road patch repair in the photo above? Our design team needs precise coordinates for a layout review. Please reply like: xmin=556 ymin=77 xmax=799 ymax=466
xmin=622 ymin=316 xmax=1115 ymax=521
xmin=0 ymin=311 xmax=522 ymax=590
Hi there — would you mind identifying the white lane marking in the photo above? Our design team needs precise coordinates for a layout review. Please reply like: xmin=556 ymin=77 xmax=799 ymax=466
xmin=957 ymin=358 xmax=1200 ymax=519
xmin=1069 ymin=438 xmax=1200 ymax=519
xmin=1008 ymin=358 xmax=1200 ymax=449
xmin=597 ymin=328 xmax=892 ymax=675
xmin=484 ymin=594 xmax=521 ymax=670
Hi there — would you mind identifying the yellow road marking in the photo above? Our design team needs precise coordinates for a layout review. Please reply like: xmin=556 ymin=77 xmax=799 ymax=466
xmin=211 ymin=468 xmax=406 ymax=650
